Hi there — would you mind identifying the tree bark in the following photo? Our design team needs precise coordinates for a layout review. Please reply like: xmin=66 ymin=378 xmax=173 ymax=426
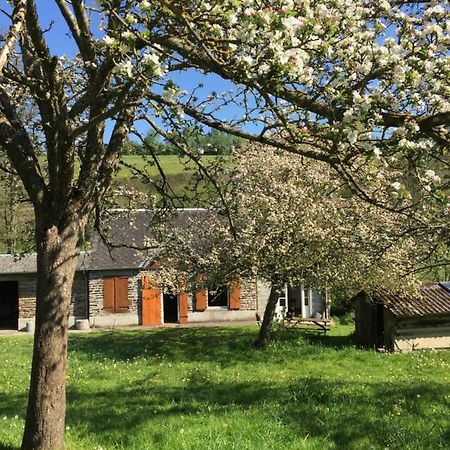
xmin=254 ymin=282 xmax=284 ymax=349
xmin=21 ymin=213 xmax=82 ymax=450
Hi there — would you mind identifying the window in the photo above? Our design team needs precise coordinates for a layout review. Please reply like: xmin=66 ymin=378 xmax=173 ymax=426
xmin=208 ymin=286 xmax=228 ymax=307
xmin=103 ymin=277 xmax=130 ymax=313
xmin=205 ymin=281 xmax=241 ymax=310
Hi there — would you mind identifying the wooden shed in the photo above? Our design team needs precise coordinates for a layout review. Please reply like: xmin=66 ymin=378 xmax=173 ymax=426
xmin=352 ymin=282 xmax=450 ymax=352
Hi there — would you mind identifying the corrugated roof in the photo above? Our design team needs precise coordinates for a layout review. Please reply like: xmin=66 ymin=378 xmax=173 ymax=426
xmin=363 ymin=283 xmax=450 ymax=318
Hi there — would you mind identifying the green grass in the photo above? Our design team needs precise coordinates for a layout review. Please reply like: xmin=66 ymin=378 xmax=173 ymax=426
xmin=117 ymin=155 xmax=225 ymax=179
xmin=1 ymin=324 xmax=450 ymax=450
xmin=112 ymin=154 xmax=228 ymax=205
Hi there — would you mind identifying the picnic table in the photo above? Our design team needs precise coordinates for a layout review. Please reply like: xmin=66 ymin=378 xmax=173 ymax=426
xmin=282 ymin=316 xmax=331 ymax=334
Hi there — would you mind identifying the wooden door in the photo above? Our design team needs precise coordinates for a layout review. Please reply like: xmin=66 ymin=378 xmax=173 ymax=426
xmin=141 ymin=275 xmax=161 ymax=326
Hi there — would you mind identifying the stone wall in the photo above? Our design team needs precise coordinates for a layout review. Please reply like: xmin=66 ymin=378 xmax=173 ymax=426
xmin=240 ymin=279 xmax=257 ymax=310
xmin=17 ymin=275 xmax=37 ymax=319
xmin=255 ymin=279 xmax=271 ymax=313
xmin=87 ymin=270 xmax=141 ymax=327
xmin=0 ymin=272 xmax=88 ymax=330
xmin=71 ymin=274 xmax=88 ymax=318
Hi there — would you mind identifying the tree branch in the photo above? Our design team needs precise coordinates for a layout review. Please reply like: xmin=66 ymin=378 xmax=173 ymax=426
xmin=0 ymin=0 xmax=26 ymax=74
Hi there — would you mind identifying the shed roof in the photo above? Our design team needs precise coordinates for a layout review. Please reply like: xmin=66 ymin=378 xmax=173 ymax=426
xmin=359 ymin=283 xmax=450 ymax=318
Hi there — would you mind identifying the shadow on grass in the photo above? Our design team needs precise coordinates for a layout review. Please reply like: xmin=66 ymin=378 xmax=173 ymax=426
xmin=271 ymin=326 xmax=356 ymax=349
xmin=60 ymin=377 xmax=449 ymax=449
xmin=69 ymin=327 xmax=265 ymax=365
xmin=0 ymin=445 xmax=19 ymax=450
xmin=2 ymin=376 xmax=448 ymax=449
xmin=68 ymin=325 xmax=358 ymax=367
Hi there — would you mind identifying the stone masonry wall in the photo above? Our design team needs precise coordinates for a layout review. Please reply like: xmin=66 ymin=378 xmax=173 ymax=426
xmin=240 ymin=279 xmax=257 ymax=310
xmin=71 ymin=274 xmax=88 ymax=318
xmin=18 ymin=275 xmax=36 ymax=319
xmin=0 ymin=272 xmax=88 ymax=319
xmin=88 ymin=270 xmax=140 ymax=317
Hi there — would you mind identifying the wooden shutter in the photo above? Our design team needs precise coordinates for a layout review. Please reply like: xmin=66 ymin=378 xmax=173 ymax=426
xmin=179 ymin=291 xmax=189 ymax=324
xmin=229 ymin=281 xmax=241 ymax=310
xmin=103 ymin=277 xmax=115 ymax=312
xmin=115 ymin=277 xmax=129 ymax=311
xmin=194 ymin=289 xmax=207 ymax=311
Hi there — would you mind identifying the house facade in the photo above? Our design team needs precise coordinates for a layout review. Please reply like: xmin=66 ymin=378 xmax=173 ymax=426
xmin=0 ymin=256 xmax=273 ymax=331
xmin=0 ymin=209 xmax=328 ymax=330
xmin=0 ymin=210 xmax=273 ymax=330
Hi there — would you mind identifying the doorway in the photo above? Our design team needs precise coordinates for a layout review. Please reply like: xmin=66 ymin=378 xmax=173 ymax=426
xmin=163 ymin=293 xmax=178 ymax=323
xmin=0 ymin=281 xmax=19 ymax=329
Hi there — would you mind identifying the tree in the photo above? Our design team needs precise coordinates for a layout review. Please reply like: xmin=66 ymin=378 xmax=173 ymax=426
xmin=152 ymin=145 xmax=427 ymax=347
xmin=0 ymin=2 xmax=168 ymax=448
xmin=140 ymin=1 xmax=449 ymax=220
xmin=0 ymin=1 xmax=448 ymax=448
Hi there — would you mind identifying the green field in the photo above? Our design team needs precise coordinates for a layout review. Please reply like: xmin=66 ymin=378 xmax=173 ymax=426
xmin=117 ymin=154 xmax=224 ymax=179
xmin=1 ymin=323 xmax=449 ymax=450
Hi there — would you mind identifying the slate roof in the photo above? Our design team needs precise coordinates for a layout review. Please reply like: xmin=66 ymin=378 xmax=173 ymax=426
xmin=360 ymin=283 xmax=450 ymax=318
xmin=82 ymin=208 xmax=214 ymax=271
xmin=0 ymin=209 xmax=215 ymax=274
xmin=0 ymin=254 xmax=37 ymax=274
xmin=0 ymin=253 xmax=87 ymax=274
xmin=81 ymin=210 xmax=154 ymax=271
xmin=0 ymin=208 xmax=223 ymax=274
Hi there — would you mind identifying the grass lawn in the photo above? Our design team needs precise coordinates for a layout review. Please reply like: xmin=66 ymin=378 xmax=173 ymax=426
xmin=1 ymin=323 xmax=449 ymax=450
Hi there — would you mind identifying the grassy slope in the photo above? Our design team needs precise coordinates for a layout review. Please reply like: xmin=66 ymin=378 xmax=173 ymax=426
xmin=116 ymin=155 xmax=223 ymax=179
xmin=1 ymin=323 xmax=449 ymax=450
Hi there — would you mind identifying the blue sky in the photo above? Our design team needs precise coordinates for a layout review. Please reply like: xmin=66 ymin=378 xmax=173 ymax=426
xmin=0 ymin=1 xmax=248 ymax=140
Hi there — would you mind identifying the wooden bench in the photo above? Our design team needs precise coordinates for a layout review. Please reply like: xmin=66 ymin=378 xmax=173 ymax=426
xmin=283 ymin=317 xmax=331 ymax=334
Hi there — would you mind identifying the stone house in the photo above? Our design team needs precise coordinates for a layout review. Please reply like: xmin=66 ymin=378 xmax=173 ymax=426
xmin=352 ymin=282 xmax=450 ymax=351
xmin=0 ymin=253 xmax=88 ymax=330
xmin=0 ymin=209 xmax=328 ymax=330
xmin=0 ymin=210 xmax=272 ymax=330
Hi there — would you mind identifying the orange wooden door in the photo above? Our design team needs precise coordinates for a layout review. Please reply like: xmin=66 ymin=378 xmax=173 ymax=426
xmin=141 ymin=275 xmax=161 ymax=326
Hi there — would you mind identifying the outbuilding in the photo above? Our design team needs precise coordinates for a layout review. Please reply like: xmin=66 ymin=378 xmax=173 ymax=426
xmin=352 ymin=282 xmax=450 ymax=351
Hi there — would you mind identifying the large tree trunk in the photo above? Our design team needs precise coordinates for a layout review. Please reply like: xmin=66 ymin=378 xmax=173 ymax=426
xmin=21 ymin=213 xmax=83 ymax=450
xmin=254 ymin=283 xmax=284 ymax=348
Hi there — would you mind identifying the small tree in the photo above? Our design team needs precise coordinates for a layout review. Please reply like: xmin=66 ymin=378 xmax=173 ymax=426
xmin=153 ymin=145 xmax=425 ymax=347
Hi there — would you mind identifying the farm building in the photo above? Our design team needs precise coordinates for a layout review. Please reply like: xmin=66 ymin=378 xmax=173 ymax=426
xmin=352 ymin=282 xmax=450 ymax=351
xmin=0 ymin=209 xmax=328 ymax=330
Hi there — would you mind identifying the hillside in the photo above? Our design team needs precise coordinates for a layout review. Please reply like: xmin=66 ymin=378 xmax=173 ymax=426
xmin=0 ymin=155 xmax=227 ymax=253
